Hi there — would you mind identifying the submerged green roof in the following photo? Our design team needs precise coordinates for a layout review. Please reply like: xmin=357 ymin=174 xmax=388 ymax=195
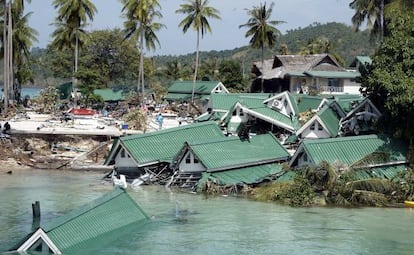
xmin=187 ymin=133 xmax=289 ymax=172
xmin=300 ymin=134 xmax=407 ymax=166
xmin=199 ymin=162 xmax=283 ymax=187
xmin=349 ymin=164 xmax=407 ymax=180
xmin=42 ymin=188 xmax=148 ymax=254
xmin=121 ymin=121 xmax=225 ymax=165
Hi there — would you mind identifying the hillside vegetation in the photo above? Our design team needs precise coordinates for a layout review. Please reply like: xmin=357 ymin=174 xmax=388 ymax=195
xmin=154 ymin=22 xmax=377 ymax=68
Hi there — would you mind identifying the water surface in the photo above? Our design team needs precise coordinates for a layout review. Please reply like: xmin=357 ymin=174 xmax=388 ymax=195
xmin=1 ymin=168 xmax=413 ymax=255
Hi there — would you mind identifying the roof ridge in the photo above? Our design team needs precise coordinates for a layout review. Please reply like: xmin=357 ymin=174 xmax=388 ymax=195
xmin=121 ymin=121 xmax=219 ymax=141
xmin=304 ymin=134 xmax=379 ymax=144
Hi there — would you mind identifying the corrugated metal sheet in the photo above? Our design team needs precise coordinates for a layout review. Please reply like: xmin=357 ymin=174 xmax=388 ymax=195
xmin=303 ymin=135 xmax=407 ymax=166
xmin=318 ymin=105 xmax=340 ymax=137
xmin=168 ymin=80 xmax=221 ymax=94
xmin=189 ymin=133 xmax=289 ymax=171
xmin=210 ymin=93 xmax=270 ymax=111
xmin=42 ymin=188 xmax=148 ymax=254
xmin=291 ymin=94 xmax=325 ymax=114
xmin=122 ymin=122 xmax=225 ymax=165
xmin=352 ymin=164 xmax=407 ymax=180
xmin=200 ymin=163 xmax=283 ymax=186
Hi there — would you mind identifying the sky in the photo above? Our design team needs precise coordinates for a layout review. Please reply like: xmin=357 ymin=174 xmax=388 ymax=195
xmin=25 ymin=0 xmax=355 ymax=56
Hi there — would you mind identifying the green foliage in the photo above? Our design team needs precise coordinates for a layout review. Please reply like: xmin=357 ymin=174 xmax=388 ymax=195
xmin=359 ymin=11 xmax=414 ymax=139
xmin=253 ymin=172 xmax=315 ymax=207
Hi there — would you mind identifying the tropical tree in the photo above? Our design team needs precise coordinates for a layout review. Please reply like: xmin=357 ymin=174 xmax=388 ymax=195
xmin=358 ymin=11 xmax=414 ymax=156
xmin=121 ymin=0 xmax=164 ymax=103
xmin=1 ymin=0 xmax=35 ymax=114
xmin=349 ymin=0 xmax=389 ymax=40
xmin=0 ymin=1 xmax=37 ymax=102
xmin=239 ymin=2 xmax=284 ymax=92
xmin=176 ymin=0 xmax=221 ymax=104
xmin=52 ymin=0 xmax=97 ymax=105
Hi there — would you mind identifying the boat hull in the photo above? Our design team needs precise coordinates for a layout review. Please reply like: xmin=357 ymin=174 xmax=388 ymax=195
xmin=404 ymin=201 xmax=414 ymax=208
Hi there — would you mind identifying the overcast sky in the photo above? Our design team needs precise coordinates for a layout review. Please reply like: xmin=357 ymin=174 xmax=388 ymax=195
xmin=26 ymin=0 xmax=355 ymax=56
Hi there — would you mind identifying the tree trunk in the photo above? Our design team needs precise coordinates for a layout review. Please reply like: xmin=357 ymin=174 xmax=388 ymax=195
xmin=73 ymin=34 xmax=79 ymax=106
xmin=3 ymin=1 xmax=9 ymax=115
xmin=191 ymin=29 xmax=200 ymax=105
xmin=140 ymin=27 xmax=145 ymax=104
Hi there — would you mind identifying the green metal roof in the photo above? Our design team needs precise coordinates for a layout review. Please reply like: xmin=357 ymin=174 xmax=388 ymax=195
xmin=164 ymin=93 xmax=192 ymax=101
xmin=198 ymin=163 xmax=283 ymax=186
xmin=187 ymin=133 xmax=290 ymax=172
xmin=121 ymin=121 xmax=225 ymax=165
xmin=349 ymin=164 xmax=407 ymax=180
xmin=317 ymin=105 xmax=341 ymax=137
xmin=167 ymin=80 xmax=223 ymax=95
xmin=304 ymin=70 xmax=360 ymax=79
xmin=247 ymin=106 xmax=302 ymax=132
xmin=42 ymin=188 xmax=148 ymax=254
xmin=93 ymin=89 xmax=126 ymax=102
xmin=300 ymin=134 xmax=407 ymax=166
xmin=291 ymin=93 xmax=325 ymax=114
xmin=210 ymin=93 xmax=271 ymax=111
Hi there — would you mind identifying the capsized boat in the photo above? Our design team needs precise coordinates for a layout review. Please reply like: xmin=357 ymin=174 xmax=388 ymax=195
xmin=404 ymin=201 xmax=414 ymax=208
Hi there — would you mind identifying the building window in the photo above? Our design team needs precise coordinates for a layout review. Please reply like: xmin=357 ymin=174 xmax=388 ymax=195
xmin=194 ymin=156 xmax=199 ymax=164
xmin=303 ymin=153 xmax=308 ymax=162
xmin=121 ymin=149 xmax=125 ymax=158
xmin=185 ymin=154 xmax=191 ymax=164
xmin=239 ymin=109 xmax=244 ymax=116
xmin=317 ymin=122 xmax=323 ymax=131
xmin=328 ymin=78 xmax=340 ymax=87
xmin=310 ymin=123 xmax=316 ymax=130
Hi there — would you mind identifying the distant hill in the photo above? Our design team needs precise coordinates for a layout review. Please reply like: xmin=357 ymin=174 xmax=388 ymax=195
xmin=154 ymin=22 xmax=378 ymax=68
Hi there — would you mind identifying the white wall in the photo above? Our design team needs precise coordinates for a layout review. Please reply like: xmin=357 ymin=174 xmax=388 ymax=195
xmin=115 ymin=148 xmax=137 ymax=168
xmin=300 ymin=121 xmax=331 ymax=139
xmin=179 ymin=151 xmax=206 ymax=172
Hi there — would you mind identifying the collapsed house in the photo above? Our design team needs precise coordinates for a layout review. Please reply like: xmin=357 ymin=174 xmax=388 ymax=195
xmin=168 ymin=133 xmax=290 ymax=191
xmin=289 ymin=134 xmax=408 ymax=180
xmin=104 ymin=121 xmax=226 ymax=183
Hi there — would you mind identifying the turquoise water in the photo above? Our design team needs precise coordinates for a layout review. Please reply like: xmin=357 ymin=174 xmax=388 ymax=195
xmin=0 ymin=87 xmax=41 ymax=98
xmin=1 ymin=168 xmax=414 ymax=255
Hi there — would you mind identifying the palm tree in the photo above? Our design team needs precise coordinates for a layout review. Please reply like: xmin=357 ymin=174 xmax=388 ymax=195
xmin=176 ymin=0 xmax=220 ymax=104
xmin=121 ymin=0 xmax=164 ymax=102
xmin=239 ymin=2 xmax=284 ymax=92
xmin=52 ymin=0 xmax=97 ymax=106
xmin=1 ymin=0 xmax=36 ymax=113
xmin=349 ymin=0 xmax=390 ymax=40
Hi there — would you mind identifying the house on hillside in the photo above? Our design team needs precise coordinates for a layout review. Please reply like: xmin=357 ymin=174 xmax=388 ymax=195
xmin=165 ymin=80 xmax=229 ymax=113
xmin=169 ymin=133 xmax=290 ymax=190
xmin=289 ymin=135 xmax=408 ymax=179
xmin=10 ymin=188 xmax=149 ymax=255
xmin=104 ymin=121 xmax=225 ymax=181
xmin=251 ymin=54 xmax=360 ymax=94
